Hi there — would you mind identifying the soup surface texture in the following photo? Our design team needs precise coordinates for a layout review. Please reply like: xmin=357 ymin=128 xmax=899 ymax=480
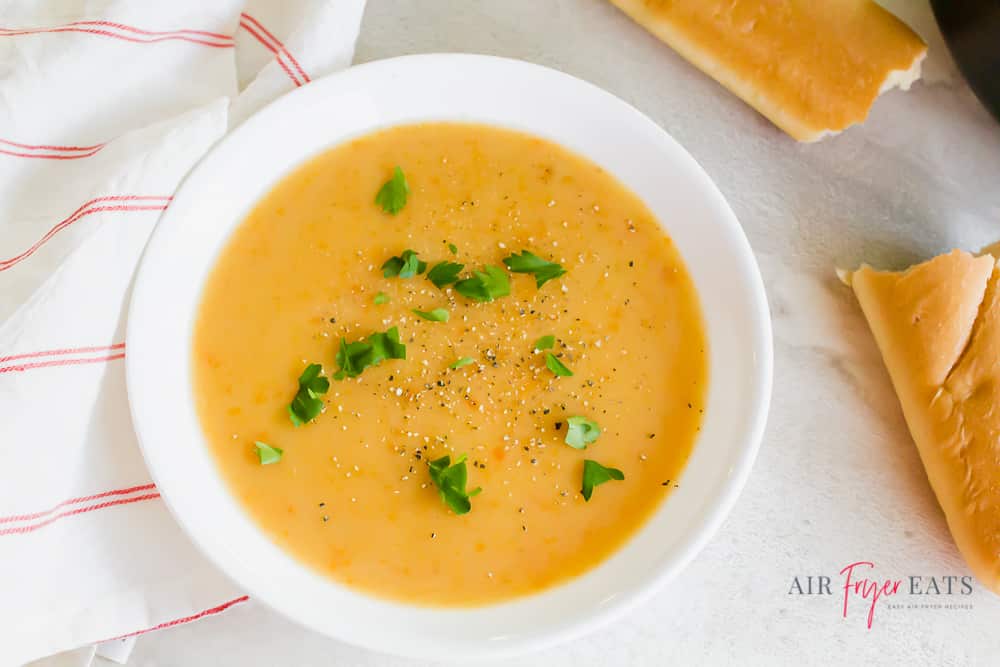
xmin=193 ymin=123 xmax=707 ymax=606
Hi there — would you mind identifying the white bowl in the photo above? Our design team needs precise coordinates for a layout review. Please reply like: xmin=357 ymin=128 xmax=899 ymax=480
xmin=127 ymin=54 xmax=772 ymax=660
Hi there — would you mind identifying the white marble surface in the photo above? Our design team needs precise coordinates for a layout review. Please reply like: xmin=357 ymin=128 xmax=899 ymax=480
xmin=117 ymin=0 xmax=1000 ymax=664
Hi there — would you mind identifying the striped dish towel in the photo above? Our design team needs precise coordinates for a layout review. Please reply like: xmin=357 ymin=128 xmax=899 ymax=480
xmin=0 ymin=1 xmax=366 ymax=664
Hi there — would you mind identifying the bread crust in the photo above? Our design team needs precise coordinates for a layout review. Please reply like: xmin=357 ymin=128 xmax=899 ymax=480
xmin=609 ymin=0 xmax=927 ymax=141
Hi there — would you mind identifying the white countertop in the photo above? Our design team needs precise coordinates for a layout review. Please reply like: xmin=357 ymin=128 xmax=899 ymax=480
xmin=117 ymin=0 xmax=1000 ymax=664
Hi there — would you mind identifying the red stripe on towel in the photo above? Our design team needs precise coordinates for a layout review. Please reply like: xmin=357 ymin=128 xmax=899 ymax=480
xmin=0 ymin=137 xmax=106 ymax=160
xmin=0 ymin=353 xmax=125 ymax=375
xmin=239 ymin=13 xmax=310 ymax=83
xmin=62 ymin=20 xmax=231 ymax=41
xmin=0 ymin=20 xmax=233 ymax=48
xmin=0 ymin=146 xmax=104 ymax=160
xmin=0 ymin=342 xmax=125 ymax=365
xmin=0 ymin=138 xmax=105 ymax=152
xmin=0 ymin=493 xmax=161 ymax=535
xmin=0 ymin=196 xmax=170 ymax=272
xmin=0 ymin=483 xmax=156 ymax=524
xmin=100 ymin=596 xmax=251 ymax=642
xmin=238 ymin=20 xmax=301 ymax=86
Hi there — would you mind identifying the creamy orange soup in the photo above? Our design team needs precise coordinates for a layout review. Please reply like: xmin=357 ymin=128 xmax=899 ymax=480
xmin=193 ymin=123 xmax=707 ymax=606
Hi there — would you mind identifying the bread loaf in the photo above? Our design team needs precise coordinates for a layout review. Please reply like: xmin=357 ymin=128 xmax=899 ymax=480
xmin=844 ymin=250 xmax=1000 ymax=594
xmin=609 ymin=0 xmax=927 ymax=141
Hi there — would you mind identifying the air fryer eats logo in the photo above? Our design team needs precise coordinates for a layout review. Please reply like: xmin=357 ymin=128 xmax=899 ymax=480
xmin=788 ymin=561 xmax=974 ymax=628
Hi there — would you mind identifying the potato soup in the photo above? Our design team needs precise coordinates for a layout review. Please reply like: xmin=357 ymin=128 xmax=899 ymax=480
xmin=192 ymin=123 xmax=707 ymax=605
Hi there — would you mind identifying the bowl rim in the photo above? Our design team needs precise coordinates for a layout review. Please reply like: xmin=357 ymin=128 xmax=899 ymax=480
xmin=126 ymin=53 xmax=773 ymax=660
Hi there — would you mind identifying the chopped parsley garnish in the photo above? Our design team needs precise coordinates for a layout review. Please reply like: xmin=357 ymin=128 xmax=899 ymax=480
xmin=333 ymin=327 xmax=406 ymax=380
xmin=450 ymin=357 xmax=475 ymax=369
xmin=503 ymin=250 xmax=566 ymax=288
xmin=254 ymin=441 xmax=283 ymax=464
xmin=448 ymin=243 xmax=458 ymax=255
xmin=545 ymin=353 xmax=573 ymax=377
xmin=428 ymin=454 xmax=481 ymax=515
xmin=581 ymin=460 xmax=624 ymax=501
xmin=565 ymin=416 xmax=601 ymax=449
xmin=454 ymin=265 xmax=510 ymax=302
xmin=374 ymin=291 xmax=390 ymax=305
xmin=413 ymin=307 xmax=449 ymax=322
xmin=375 ymin=165 xmax=409 ymax=215
xmin=426 ymin=261 xmax=464 ymax=288
xmin=382 ymin=249 xmax=426 ymax=279
xmin=288 ymin=363 xmax=330 ymax=426
xmin=534 ymin=335 xmax=555 ymax=351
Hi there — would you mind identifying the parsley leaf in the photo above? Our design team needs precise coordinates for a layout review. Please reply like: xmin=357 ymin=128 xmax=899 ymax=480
xmin=254 ymin=441 xmax=283 ymax=465
xmin=427 ymin=261 xmax=464 ymax=288
xmin=287 ymin=363 xmax=330 ymax=426
xmin=374 ymin=291 xmax=390 ymax=305
xmin=333 ymin=327 xmax=407 ymax=380
xmin=503 ymin=250 xmax=566 ymax=288
xmin=375 ymin=165 xmax=409 ymax=215
xmin=565 ymin=416 xmax=601 ymax=449
xmin=413 ymin=307 xmax=449 ymax=322
xmin=450 ymin=357 xmax=475 ymax=369
xmin=382 ymin=249 xmax=427 ymax=279
xmin=545 ymin=353 xmax=573 ymax=377
xmin=454 ymin=265 xmax=510 ymax=302
xmin=448 ymin=243 xmax=458 ymax=255
xmin=581 ymin=459 xmax=624 ymax=501
xmin=428 ymin=454 xmax=481 ymax=515
xmin=534 ymin=335 xmax=555 ymax=351
xmin=369 ymin=328 xmax=406 ymax=360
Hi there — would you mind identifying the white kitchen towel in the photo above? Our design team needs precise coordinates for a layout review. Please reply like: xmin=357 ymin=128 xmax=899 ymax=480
xmin=0 ymin=1 xmax=366 ymax=664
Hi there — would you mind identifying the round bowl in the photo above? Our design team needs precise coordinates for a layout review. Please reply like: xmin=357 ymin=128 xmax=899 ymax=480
xmin=126 ymin=54 xmax=772 ymax=660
